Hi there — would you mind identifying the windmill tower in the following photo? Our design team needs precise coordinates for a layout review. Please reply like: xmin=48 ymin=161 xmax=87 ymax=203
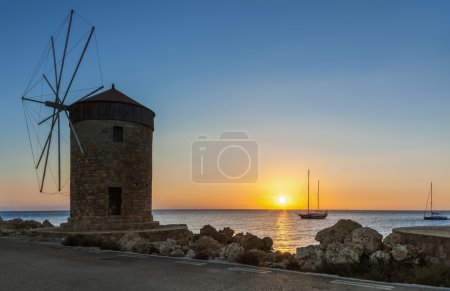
xmin=21 ymin=10 xmax=158 ymax=230
xmin=68 ymin=84 xmax=157 ymax=230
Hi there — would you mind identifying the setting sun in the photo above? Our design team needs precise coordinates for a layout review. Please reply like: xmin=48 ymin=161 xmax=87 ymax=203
xmin=277 ymin=195 xmax=287 ymax=205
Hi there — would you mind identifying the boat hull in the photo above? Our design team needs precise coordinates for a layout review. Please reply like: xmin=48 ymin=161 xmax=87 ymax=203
xmin=298 ymin=211 xmax=328 ymax=219
xmin=424 ymin=216 xmax=448 ymax=220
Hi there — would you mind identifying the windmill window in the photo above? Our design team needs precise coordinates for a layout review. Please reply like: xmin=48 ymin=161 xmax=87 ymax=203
xmin=108 ymin=187 xmax=122 ymax=216
xmin=113 ymin=126 xmax=123 ymax=142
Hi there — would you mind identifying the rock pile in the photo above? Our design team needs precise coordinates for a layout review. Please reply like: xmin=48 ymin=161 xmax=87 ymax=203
xmin=0 ymin=218 xmax=54 ymax=235
xmin=114 ymin=224 xmax=293 ymax=268
xmin=0 ymin=217 xmax=432 ymax=274
xmin=295 ymin=219 xmax=426 ymax=272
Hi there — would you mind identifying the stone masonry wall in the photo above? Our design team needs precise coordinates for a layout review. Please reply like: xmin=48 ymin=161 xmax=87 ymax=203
xmin=69 ymin=119 xmax=153 ymax=230
xmin=394 ymin=227 xmax=450 ymax=266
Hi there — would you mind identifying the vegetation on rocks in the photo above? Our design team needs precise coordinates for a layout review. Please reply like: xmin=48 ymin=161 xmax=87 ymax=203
xmin=63 ymin=234 xmax=121 ymax=250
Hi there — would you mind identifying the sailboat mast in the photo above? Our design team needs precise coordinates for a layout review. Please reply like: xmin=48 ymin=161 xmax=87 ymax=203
xmin=318 ymin=180 xmax=320 ymax=211
xmin=307 ymin=169 xmax=310 ymax=214
xmin=431 ymin=182 xmax=433 ymax=213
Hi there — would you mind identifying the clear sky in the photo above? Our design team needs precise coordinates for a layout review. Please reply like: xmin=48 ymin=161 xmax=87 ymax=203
xmin=1 ymin=0 xmax=450 ymax=210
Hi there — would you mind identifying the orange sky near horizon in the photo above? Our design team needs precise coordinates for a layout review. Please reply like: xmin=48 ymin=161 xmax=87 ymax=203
xmin=2 ymin=145 xmax=450 ymax=211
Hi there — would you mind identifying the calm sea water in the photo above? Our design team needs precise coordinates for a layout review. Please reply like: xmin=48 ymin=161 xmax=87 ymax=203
xmin=1 ymin=210 xmax=449 ymax=252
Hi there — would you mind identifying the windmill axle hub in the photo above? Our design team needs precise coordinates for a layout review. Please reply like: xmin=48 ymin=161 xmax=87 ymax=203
xmin=45 ymin=101 xmax=69 ymax=111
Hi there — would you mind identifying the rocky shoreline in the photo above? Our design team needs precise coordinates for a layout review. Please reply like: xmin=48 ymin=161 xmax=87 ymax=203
xmin=1 ymin=217 xmax=449 ymax=287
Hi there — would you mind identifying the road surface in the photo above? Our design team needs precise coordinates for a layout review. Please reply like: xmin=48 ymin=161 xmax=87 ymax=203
xmin=0 ymin=237 xmax=445 ymax=291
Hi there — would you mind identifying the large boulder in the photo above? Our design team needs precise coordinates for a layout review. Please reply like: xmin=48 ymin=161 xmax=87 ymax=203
xmin=324 ymin=242 xmax=363 ymax=265
xmin=261 ymin=237 xmax=273 ymax=252
xmin=344 ymin=227 xmax=383 ymax=255
xmin=199 ymin=225 xmax=235 ymax=244
xmin=223 ymin=242 xmax=244 ymax=262
xmin=369 ymin=250 xmax=391 ymax=265
xmin=247 ymin=249 xmax=269 ymax=264
xmin=199 ymin=225 xmax=220 ymax=240
xmin=218 ymin=227 xmax=234 ymax=244
xmin=233 ymin=232 xmax=264 ymax=251
xmin=295 ymin=245 xmax=324 ymax=272
xmin=315 ymin=219 xmax=362 ymax=250
xmin=194 ymin=236 xmax=222 ymax=252
xmin=383 ymin=233 xmax=404 ymax=251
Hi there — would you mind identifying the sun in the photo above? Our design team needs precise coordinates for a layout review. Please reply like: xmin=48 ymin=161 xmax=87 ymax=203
xmin=277 ymin=195 xmax=287 ymax=205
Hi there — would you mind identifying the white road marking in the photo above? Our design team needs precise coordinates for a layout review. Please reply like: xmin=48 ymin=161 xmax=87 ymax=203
xmin=331 ymin=279 xmax=394 ymax=290
xmin=175 ymin=261 xmax=206 ymax=266
xmin=228 ymin=267 xmax=271 ymax=274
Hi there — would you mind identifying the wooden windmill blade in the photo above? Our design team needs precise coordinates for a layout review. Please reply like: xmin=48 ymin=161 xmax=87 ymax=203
xmin=21 ymin=10 xmax=104 ymax=194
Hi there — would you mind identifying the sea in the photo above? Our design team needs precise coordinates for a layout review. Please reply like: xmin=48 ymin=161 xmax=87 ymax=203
xmin=1 ymin=210 xmax=449 ymax=252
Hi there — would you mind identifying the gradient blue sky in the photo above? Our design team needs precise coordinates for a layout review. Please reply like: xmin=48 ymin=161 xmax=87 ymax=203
xmin=1 ymin=1 xmax=450 ymax=210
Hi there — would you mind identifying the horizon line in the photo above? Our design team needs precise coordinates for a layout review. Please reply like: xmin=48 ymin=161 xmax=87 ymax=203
xmin=0 ymin=208 xmax=447 ymax=212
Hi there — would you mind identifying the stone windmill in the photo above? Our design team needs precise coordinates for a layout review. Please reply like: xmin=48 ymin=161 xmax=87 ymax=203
xmin=21 ymin=10 xmax=157 ymax=230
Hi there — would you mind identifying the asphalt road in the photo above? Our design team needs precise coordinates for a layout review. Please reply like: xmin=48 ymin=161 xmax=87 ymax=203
xmin=0 ymin=237 xmax=445 ymax=291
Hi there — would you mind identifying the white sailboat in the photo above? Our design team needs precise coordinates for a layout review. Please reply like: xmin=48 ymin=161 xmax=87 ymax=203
xmin=424 ymin=182 xmax=447 ymax=220
xmin=298 ymin=170 xmax=328 ymax=219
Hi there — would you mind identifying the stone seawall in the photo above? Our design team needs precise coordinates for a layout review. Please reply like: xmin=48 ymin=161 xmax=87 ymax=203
xmin=393 ymin=226 xmax=450 ymax=266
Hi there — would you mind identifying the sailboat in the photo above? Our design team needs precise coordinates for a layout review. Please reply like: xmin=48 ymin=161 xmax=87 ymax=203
xmin=298 ymin=170 xmax=328 ymax=219
xmin=424 ymin=182 xmax=447 ymax=220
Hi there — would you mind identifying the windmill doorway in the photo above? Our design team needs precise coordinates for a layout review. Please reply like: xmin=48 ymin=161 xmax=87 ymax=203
xmin=108 ymin=187 xmax=122 ymax=216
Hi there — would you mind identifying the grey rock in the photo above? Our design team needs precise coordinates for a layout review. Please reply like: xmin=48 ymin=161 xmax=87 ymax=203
xmin=383 ymin=233 xmax=405 ymax=251
xmin=118 ymin=232 xmax=143 ymax=252
xmin=169 ymin=249 xmax=184 ymax=257
xmin=233 ymin=232 xmax=264 ymax=251
xmin=199 ymin=225 xmax=219 ymax=240
xmin=295 ymin=245 xmax=324 ymax=272
xmin=344 ymin=227 xmax=383 ymax=255
xmin=247 ymin=249 xmax=268 ymax=264
xmin=391 ymin=244 xmax=424 ymax=265
xmin=185 ymin=249 xmax=196 ymax=258
xmin=262 ymin=237 xmax=273 ymax=252
xmin=218 ymin=227 xmax=234 ymax=244
xmin=159 ymin=239 xmax=178 ymax=256
xmin=42 ymin=220 xmax=54 ymax=228
xmin=315 ymin=219 xmax=362 ymax=250
xmin=194 ymin=236 xmax=221 ymax=252
xmin=369 ymin=250 xmax=391 ymax=265
xmin=325 ymin=242 xmax=363 ymax=265
xmin=391 ymin=244 xmax=408 ymax=262
xmin=199 ymin=225 xmax=235 ymax=244
xmin=223 ymin=243 xmax=244 ymax=262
